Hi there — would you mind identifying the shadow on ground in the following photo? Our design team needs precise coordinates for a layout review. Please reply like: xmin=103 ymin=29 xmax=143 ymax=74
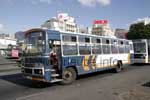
xmin=0 ymin=65 xmax=145 ymax=89
xmin=0 ymin=73 xmax=60 ymax=89
xmin=0 ymin=70 xmax=115 ymax=89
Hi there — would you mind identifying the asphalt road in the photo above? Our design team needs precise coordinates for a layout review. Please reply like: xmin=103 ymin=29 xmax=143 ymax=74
xmin=0 ymin=65 xmax=150 ymax=100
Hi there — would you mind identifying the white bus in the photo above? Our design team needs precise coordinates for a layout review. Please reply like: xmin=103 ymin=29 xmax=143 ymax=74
xmin=133 ymin=39 xmax=150 ymax=63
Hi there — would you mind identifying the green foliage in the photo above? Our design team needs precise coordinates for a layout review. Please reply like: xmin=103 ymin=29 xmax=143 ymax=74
xmin=127 ymin=22 xmax=150 ymax=39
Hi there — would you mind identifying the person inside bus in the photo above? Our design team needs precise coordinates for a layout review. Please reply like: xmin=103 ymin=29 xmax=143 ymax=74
xmin=49 ymin=42 xmax=60 ymax=73
xmin=50 ymin=46 xmax=58 ymax=66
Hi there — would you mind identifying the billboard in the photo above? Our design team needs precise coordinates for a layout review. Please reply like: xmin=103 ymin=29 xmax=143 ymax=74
xmin=11 ymin=49 xmax=19 ymax=58
xmin=93 ymin=20 xmax=108 ymax=24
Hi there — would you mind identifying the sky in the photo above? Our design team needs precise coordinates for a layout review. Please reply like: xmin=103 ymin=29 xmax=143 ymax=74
xmin=0 ymin=0 xmax=150 ymax=34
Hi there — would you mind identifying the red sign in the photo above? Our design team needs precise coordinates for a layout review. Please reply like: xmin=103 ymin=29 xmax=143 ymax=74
xmin=93 ymin=20 xmax=108 ymax=24
xmin=11 ymin=50 xmax=19 ymax=58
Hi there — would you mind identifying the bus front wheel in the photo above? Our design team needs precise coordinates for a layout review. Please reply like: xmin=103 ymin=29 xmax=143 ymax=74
xmin=61 ymin=67 xmax=76 ymax=84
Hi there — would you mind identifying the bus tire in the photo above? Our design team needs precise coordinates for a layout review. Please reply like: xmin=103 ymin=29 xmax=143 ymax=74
xmin=114 ymin=61 xmax=122 ymax=73
xmin=61 ymin=67 xmax=76 ymax=84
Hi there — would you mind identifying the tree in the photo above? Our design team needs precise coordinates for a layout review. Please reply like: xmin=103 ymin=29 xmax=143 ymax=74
xmin=127 ymin=22 xmax=150 ymax=39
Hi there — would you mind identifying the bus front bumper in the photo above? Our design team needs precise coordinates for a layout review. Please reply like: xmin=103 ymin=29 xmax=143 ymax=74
xmin=21 ymin=67 xmax=45 ymax=81
xmin=133 ymin=59 xmax=146 ymax=63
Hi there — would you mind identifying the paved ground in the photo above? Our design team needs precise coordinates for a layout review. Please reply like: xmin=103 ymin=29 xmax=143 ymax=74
xmin=0 ymin=56 xmax=17 ymax=65
xmin=0 ymin=56 xmax=19 ymax=72
xmin=0 ymin=65 xmax=150 ymax=100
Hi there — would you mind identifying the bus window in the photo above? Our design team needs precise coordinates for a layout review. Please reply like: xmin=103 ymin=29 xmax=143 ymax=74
xmin=79 ymin=44 xmax=91 ymax=55
xmin=111 ymin=39 xmax=117 ymax=45
xmin=49 ymin=40 xmax=61 ymax=53
xmin=92 ymin=38 xmax=101 ymax=43
xmin=119 ymin=41 xmax=124 ymax=45
xmin=118 ymin=40 xmax=124 ymax=53
xmin=71 ymin=36 xmax=77 ymax=42
xmin=111 ymin=45 xmax=118 ymax=54
xmin=62 ymin=35 xmax=77 ymax=42
xmin=49 ymin=40 xmax=54 ymax=49
xmin=63 ymin=44 xmax=78 ymax=55
xmin=85 ymin=38 xmax=90 ymax=43
xmin=62 ymin=35 xmax=70 ymax=42
xmin=97 ymin=39 xmax=101 ymax=43
xmin=130 ymin=44 xmax=133 ymax=51
xmin=102 ymin=45 xmax=110 ymax=54
xmin=125 ymin=45 xmax=130 ymax=53
xmin=125 ymin=41 xmax=129 ymax=45
xmin=25 ymin=31 xmax=46 ymax=53
xmin=118 ymin=46 xmax=124 ymax=53
xmin=92 ymin=45 xmax=102 ymax=54
xmin=133 ymin=42 xmax=146 ymax=53
xmin=102 ymin=39 xmax=110 ymax=44
xmin=78 ymin=36 xmax=90 ymax=43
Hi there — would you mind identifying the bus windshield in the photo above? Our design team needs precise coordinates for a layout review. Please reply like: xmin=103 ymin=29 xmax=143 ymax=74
xmin=25 ymin=31 xmax=46 ymax=54
xmin=133 ymin=42 xmax=146 ymax=53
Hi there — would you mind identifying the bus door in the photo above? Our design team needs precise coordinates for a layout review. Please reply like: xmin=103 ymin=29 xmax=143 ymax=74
xmin=49 ymin=40 xmax=62 ymax=70
xmin=147 ymin=39 xmax=150 ymax=63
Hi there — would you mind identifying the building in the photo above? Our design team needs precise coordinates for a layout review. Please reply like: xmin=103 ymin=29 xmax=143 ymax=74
xmin=92 ymin=20 xmax=114 ymax=36
xmin=41 ymin=13 xmax=77 ymax=33
xmin=77 ymin=25 xmax=92 ymax=34
xmin=0 ymin=33 xmax=9 ymax=38
xmin=115 ymin=29 xmax=128 ymax=39
xmin=136 ymin=17 xmax=150 ymax=25
xmin=0 ymin=34 xmax=16 ymax=49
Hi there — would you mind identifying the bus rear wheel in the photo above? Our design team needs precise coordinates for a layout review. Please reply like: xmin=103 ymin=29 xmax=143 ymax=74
xmin=61 ymin=67 xmax=76 ymax=84
xmin=114 ymin=61 xmax=122 ymax=73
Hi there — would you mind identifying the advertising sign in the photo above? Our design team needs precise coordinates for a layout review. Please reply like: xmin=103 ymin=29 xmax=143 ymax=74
xmin=93 ymin=20 xmax=108 ymax=24
xmin=11 ymin=49 xmax=19 ymax=58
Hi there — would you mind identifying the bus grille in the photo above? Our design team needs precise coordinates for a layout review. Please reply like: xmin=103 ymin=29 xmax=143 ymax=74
xmin=24 ymin=63 xmax=34 ymax=67
xmin=134 ymin=54 xmax=145 ymax=59
xmin=24 ymin=69 xmax=32 ymax=74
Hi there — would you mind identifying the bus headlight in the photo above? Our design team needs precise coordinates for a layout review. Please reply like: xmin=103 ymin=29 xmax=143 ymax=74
xmin=34 ymin=69 xmax=43 ymax=75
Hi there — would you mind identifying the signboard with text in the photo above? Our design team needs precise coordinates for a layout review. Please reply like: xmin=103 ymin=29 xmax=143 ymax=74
xmin=93 ymin=20 xmax=108 ymax=24
xmin=11 ymin=50 xmax=19 ymax=58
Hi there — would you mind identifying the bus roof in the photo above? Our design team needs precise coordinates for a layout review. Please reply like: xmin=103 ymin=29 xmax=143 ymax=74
xmin=25 ymin=28 xmax=130 ymax=42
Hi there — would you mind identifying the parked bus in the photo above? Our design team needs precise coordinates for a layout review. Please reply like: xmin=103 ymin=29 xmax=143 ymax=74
xmin=5 ymin=45 xmax=19 ymax=59
xmin=21 ymin=28 xmax=133 ymax=84
xmin=129 ymin=41 xmax=134 ymax=64
xmin=133 ymin=39 xmax=150 ymax=63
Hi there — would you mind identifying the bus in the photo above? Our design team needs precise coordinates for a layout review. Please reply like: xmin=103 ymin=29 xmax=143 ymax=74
xmin=21 ymin=28 xmax=133 ymax=84
xmin=133 ymin=39 xmax=150 ymax=63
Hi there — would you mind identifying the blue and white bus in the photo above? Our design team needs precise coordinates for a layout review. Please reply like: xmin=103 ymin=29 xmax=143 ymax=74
xmin=21 ymin=28 xmax=134 ymax=84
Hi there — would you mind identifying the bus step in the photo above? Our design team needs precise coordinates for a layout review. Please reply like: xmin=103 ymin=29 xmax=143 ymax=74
xmin=51 ymin=79 xmax=62 ymax=83
xmin=51 ymin=74 xmax=59 ymax=77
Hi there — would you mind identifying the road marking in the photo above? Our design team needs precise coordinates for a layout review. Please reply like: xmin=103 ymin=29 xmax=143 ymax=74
xmin=15 ymin=92 xmax=45 ymax=100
